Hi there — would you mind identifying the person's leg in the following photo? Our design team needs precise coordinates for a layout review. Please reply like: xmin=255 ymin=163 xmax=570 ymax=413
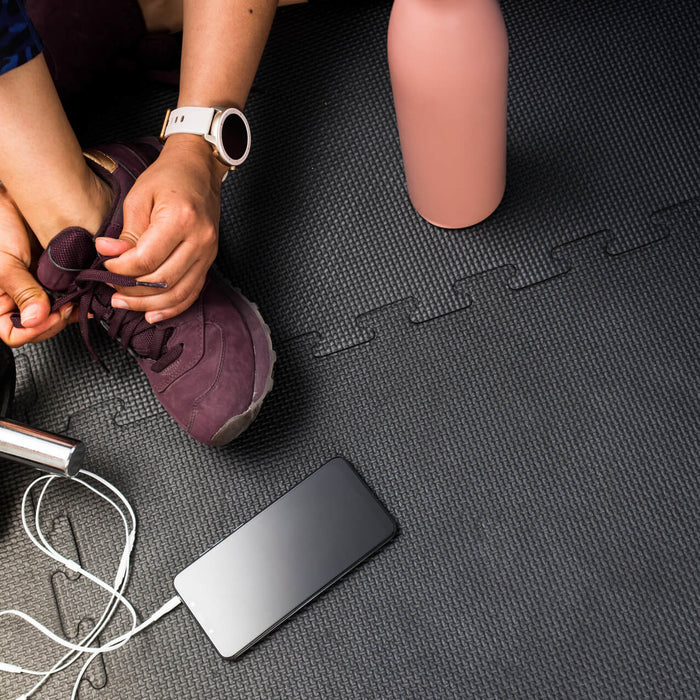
xmin=0 ymin=53 xmax=112 ymax=248
xmin=138 ymin=0 xmax=306 ymax=34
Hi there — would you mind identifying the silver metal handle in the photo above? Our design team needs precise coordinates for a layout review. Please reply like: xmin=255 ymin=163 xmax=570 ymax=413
xmin=0 ymin=418 xmax=84 ymax=477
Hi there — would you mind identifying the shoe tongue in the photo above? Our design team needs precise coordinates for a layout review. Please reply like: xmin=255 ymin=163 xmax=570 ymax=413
xmin=38 ymin=227 xmax=97 ymax=292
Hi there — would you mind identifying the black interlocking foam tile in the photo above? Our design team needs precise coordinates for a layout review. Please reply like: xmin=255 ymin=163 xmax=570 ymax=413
xmin=1 ymin=0 xmax=699 ymax=698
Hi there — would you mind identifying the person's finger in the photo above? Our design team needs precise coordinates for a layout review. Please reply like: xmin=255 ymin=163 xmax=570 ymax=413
xmin=0 ymin=306 xmax=70 ymax=347
xmin=28 ymin=311 xmax=74 ymax=343
xmin=0 ymin=314 xmax=37 ymax=347
xmin=145 ymin=287 xmax=202 ymax=325
xmin=112 ymin=243 xmax=190 ymax=300
xmin=95 ymin=236 xmax=134 ymax=258
xmin=113 ymin=262 xmax=207 ymax=322
xmin=0 ymin=258 xmax=52 ymax=328
xmin=110 ymin=239 xmax=211 ymax=303
xmin=103 ymin=218 xmax=186 ymax=279
xmin=120 ymin=186 xmax=153 ymax=249
xmin=64 ymin=304 xmax=80 ymax=325
xmin=0 ymin=293 xmax=17 ymax=316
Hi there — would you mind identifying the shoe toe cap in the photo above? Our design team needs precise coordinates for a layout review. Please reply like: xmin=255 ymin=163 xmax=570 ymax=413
xmin=188 ymin=319 xmax=257 ymax=444
xmin=140 ymin=278 xmax=274 ymax=446
xmin=155 ymin=312 xmax=257 ymax=445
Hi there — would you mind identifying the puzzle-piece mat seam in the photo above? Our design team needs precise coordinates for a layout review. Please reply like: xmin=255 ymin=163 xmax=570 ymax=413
xmin=280 ymin=196 xmax=698 ymax=357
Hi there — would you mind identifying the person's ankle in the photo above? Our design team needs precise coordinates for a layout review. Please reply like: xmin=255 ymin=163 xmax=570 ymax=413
xmin=33 ymin=169 xmax=113 ymax=246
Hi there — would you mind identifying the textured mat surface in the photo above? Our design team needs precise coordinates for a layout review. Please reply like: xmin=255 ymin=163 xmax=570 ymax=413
xmin=1 ymin=0 xmax=699 ymax=698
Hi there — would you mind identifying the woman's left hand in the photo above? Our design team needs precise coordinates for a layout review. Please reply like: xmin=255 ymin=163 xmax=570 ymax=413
xmin=95 ymin=134 xmax=229 ymax=324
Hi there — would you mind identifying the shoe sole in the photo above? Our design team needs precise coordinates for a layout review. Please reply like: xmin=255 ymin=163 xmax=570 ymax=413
xmin=209 ymin=285 xmax=276 ymax=446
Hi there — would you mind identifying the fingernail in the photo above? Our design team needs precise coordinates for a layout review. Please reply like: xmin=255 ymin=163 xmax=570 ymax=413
xmin=146 ymin=312 xmax=163 ymax=324
xmin=21 ymin=303 xmax=42 ymax=325
xmin=111 ymin=298 xmax=128 ymax=309
xmin=60 ymin=304 xmax=73 ymax=319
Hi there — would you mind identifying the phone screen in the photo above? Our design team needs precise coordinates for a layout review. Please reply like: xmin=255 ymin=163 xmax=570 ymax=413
xmin=174 ymin=457 xmax=397 ymax=658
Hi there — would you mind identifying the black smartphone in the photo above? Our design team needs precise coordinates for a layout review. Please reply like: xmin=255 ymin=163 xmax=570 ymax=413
xmin=173 ymin=457 xmax=397 ymax=658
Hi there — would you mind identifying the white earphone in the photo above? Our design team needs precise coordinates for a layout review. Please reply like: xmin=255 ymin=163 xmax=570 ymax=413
xmin=0 ymin=470 xmax=182 ymax=700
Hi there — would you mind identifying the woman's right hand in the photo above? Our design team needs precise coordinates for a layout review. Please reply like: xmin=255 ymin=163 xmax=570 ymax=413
xmin=0 ymin=185 xmax=74 ymax=347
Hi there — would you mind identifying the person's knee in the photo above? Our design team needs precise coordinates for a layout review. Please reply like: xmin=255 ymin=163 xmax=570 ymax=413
xmin=137 ymin=0 xmax=183 ymax=34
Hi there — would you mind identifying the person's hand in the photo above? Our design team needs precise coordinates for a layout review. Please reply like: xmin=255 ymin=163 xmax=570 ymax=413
xmin=0 ymin=185 xmax=74 ymax=347
xmin=95 ymin=134 xmax=228 ymax=324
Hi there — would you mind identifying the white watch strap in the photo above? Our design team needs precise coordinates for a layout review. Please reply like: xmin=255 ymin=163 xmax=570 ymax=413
xmin=162 ymin=107 xmax=217 ymax=139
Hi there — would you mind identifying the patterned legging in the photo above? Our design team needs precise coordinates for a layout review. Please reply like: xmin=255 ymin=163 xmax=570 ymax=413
xmin=0 ymin=0 xmax=42 ymax=75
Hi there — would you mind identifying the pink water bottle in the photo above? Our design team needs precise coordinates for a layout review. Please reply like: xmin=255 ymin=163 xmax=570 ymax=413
xmin=388 ymin=0 xmax=509 ymax=228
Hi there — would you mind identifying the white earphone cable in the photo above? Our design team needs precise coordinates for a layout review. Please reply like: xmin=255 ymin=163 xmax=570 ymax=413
xmin=0 ymin=470 xmax=182 ymax=699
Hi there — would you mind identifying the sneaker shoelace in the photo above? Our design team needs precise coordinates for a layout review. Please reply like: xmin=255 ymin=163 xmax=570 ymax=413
xmin=16 ymin=265 xmax=183 ymax=373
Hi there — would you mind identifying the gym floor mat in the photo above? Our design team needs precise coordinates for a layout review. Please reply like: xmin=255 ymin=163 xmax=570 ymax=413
xmin=1 ymin=1 xmax=698 ymax=698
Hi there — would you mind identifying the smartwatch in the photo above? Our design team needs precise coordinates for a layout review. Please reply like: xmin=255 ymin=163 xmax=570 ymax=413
xmin=160 ymin=106 xmax=251 ymax=169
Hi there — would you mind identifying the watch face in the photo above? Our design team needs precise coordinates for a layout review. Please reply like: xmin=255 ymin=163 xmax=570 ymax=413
xmin=221 ymin=111 xmax=250 ymax=165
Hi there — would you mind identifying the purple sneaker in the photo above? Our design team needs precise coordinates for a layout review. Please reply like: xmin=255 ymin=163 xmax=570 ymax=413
xmin=20 ymin=139 xmax=275 ymax=446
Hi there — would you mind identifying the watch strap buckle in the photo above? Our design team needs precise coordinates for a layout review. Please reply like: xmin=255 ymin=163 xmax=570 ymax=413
xmin=159 ymin=108 xmax=172 ymax=144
